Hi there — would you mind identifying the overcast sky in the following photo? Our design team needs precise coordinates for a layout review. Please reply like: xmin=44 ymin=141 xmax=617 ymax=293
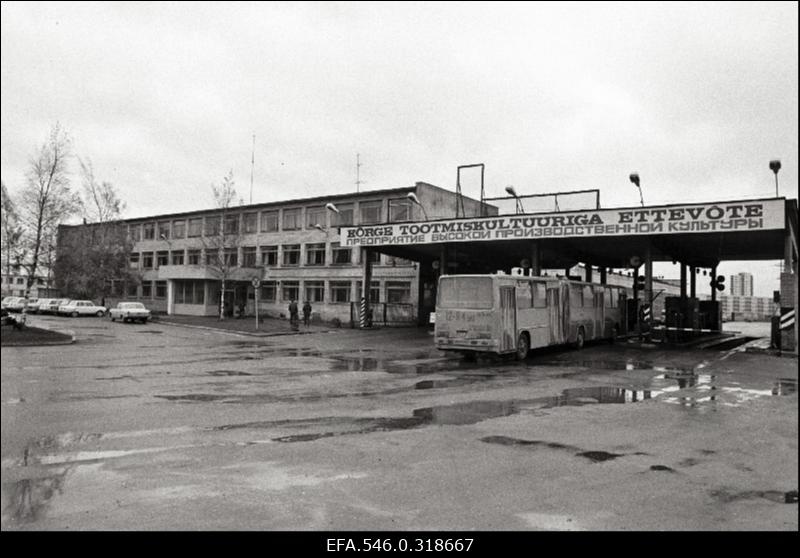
xmin=2 ymin=1 xmax=797 ymax=295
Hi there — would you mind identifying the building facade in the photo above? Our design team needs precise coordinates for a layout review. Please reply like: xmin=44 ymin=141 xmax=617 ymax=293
xmin=58 ymin=182 xmax=485 ymax=324
xmin=1 ymin=263 xmax=55 ymax=298
xmin=729 ymin=272 xmax=754 ymax=297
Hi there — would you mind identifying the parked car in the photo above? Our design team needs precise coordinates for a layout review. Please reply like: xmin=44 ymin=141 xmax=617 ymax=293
xmin=2 ymin=297 xmax=26 ymax=312
xmin=109 ymin=302 xmax=152 ymax=323
xmin=46 ymin=298 xmax=71 ymax=314
xmin=29 ymin=298 xmax=53 ymax=313
xmin=1 ymin=296 xmax=20 ymax=310
xmin=58 ymin=300 xmax=106 ymax=317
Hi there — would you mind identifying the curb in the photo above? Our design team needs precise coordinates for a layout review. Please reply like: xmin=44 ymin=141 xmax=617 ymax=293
xmin=158 ymin=320 xmax=331 ymax=338
xmin=1 ymin=324 xmax=76 ymax=347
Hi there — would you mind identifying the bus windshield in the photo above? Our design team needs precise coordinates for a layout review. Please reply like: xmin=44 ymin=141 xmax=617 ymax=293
xmin=438 ymin=277 xmax=494 ymax=309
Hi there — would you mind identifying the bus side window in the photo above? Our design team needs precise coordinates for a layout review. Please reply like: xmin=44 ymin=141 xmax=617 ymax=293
xmin=517 ymin=282 xmax=532 ymax=308
xmin=583 ymin=286 xmax=594 ymax=307
xmin=533 ymin=282 xmax=547 ymax=308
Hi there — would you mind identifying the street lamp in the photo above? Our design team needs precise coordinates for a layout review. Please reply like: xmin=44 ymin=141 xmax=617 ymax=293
xmin=769 ymin=160 xmax=781 ymax=197
xmin=406 ymin=192 xmax=429 ymax=220
xmin=325 ymin=203 xmax=340 ymax=214
xmin=505 ymin=185 xmax=525 ymax=214
xmin=629 ymin=173 xmax=644 ymax=207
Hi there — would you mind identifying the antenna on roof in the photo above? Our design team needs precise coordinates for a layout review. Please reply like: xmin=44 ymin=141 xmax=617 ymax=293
xmin=355 ymin=153 xmax=365 ymax=193
xmin=249 ymin=134 xmax=255 ymax=204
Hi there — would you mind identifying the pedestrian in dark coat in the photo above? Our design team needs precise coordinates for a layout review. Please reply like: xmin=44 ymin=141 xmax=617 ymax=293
xmin=302 ymin=301 xmax=312 ymax=327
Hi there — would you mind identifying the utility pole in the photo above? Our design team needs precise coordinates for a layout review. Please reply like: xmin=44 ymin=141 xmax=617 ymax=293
xmin=249 ymin=134 xmax=255 ymax=204
xmin=355 ymin=153 xmax=364 ymax=193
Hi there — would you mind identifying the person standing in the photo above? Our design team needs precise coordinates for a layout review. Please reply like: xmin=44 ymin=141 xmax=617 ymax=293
xmin=288 ymin=299 xmax=299 ymax=330
xmin=302 ymin=300 xmax=312 ymax=327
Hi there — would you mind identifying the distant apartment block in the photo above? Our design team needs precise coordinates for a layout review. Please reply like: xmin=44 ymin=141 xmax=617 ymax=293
xmin=729 ymin=272 xmax=754 ymax=297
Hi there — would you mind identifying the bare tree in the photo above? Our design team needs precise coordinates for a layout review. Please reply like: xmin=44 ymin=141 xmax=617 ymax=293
xmin=78 ymin=157 xmax=126 ymax=223
xmin=1 ymin=181 xmax=24 ymax=293
xmin=202 ymin=169 xmax=244 ymax=320
xmin=17 ymin=123 xmax=80 ymax=296
xmin=54 ymin=157 xmax=136 ymax=303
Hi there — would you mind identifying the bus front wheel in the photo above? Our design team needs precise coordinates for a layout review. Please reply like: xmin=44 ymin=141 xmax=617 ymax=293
xmin=516 ymin=332 xmax=530 ymax=360
xmin=574 ymin=327 xmax=585 ymax=350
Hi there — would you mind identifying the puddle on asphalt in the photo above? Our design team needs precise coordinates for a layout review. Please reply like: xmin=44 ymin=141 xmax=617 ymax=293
xmin=206 ymin=370 xmax=253 ymax=377
xmin=137 ymin=330 xmax=163 ymax=334
xmin=480 ymin=435 xmax=636 ymax=463
xmin=772 ymin=379 xmax=797 ymax=396
xmin=710 ymin=488 xmax=799 ymax=505
xmin=1 ymin=467 xmax=72 ymax=524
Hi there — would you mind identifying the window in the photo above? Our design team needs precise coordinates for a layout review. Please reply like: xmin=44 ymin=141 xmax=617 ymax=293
xmin=172 ymin=220 xmax=186 ymax=239
xmin=261 ymin=210 xmax=278 ymax=232
xmin=282 ymin=244 xmax=300 ymax=266
xmin=583 ymin=286 xmax=594 ymax=307
xmin=174 ymin=280 xmax=205 ymax=304
xmin=386 ymin=255 xmax=412 ymax=266
xmin=224 ymin=249 xmax=238 ymax=267
xmin=171 ymin=250 xmax=185 ymax=266
xmin=386 ymin=281 xmax=412 ymax=304
xmin=155 ymin=281 xmax=167 ymax=299
xmin=359 ymin=201 xmax=382 ymax=224
xmin=260 ymin=245 xmax=278 ymax=266
xmin=260 ymin=281 xmax=276 ymax=302
xmin=156 ymin=251 xmax=169 ymax=268
xmin=158 ymin=221 xmax=170 ymax=240
xmin=305 ymin=281 xmax=324 ymax=303
xmin=142 ymin=281 xmax=153 ymax=298
xmin=129 ymin=253 xmax=140 ymax=269
xmin=142 ymin=253 xmax=154 ymax=270
xmin=205 ymin=216 xmax=221 ymax=236
xmin=129 ymin=225 xmax=141 ymax=242
xmin=330 ymin=281 xmax=351 ymax=303
xmin=243 ymin=212 xmax=257 ymax=234
xmin=389 ymin=198 xmax=412 ymax=222
xmin=143 ymin=223 xmax=155 ymax=240
xmin=223 ymin=214 xmax=239 ymax=235
xmin=331 ymin=204 xmax=354 ymax=226
xmin=355 ymin=281 xmax=381 ymax=304
xmin=282 ymin=281 xmax=299 ymax=302
xmin=127 ymin=282 xmax=138 ymax=297
xmin=282 ymin=208 xmax=301 ymax=230
xmin=188 ymin=218 xmax=202 ymax=237
xmin=206 ymin=251 xmax=220 ymax=266
xmin=187 ymin=250 xmax=201 ymax=265
xmin=306 ymin=243 xmax=325 ymax=266
xmin=242 ymin=246 xmax=257 ymax=267
xmin=533 ymin=283 xmax=547 ymax=308
xmin=331 ymin=242 xmax=351 ymax=265
xmin=16 ymin=277 xmax=24 ymax=285
xmin=306 ymin=206 xmax=326 ymax=229
xmin=368 ymin=250 xmax=382 ymax=264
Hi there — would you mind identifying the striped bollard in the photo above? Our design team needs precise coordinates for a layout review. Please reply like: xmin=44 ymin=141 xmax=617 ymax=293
xmin=359 ymin=297 xmax=367 ymax=328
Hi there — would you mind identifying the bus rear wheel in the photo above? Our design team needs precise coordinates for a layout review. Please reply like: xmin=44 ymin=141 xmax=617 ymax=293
xmin=516 ymin=332 xmax=530 ymax=360
xmin=574 ymin=327 xmax=585 ymax=350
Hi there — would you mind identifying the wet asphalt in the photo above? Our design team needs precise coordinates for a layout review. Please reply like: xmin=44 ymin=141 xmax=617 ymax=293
xmin=1 ymin=316 xmax=797 ymax=530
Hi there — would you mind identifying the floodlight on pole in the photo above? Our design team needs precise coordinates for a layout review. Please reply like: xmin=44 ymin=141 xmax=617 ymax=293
xmin=325 ymin=203 xmax=340 ymax=214
xmin=504 ymin=185 xmax=525 ymax=214
xmin=406 ymin=192 xmax=429 ymax=220
xmin=314 ymin=224 xmax=326 ymax=232
xmin=629 ymin=173 xmax=644 ymax=207
xmin=769 ymin=160 xmax=781 ymax=197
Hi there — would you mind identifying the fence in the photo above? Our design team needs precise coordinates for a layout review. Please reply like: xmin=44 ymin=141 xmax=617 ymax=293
xmin=349 ymin=302 xmax=417 ymax=327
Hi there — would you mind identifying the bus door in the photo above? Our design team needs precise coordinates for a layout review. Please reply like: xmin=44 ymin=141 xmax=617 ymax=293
xmin=498 ymin=286 xmax=516 ymax=352
xmin=595 ymin=288 xmax=604 ymax=339
xmin=547 ymin=286 xmax=564 ymax=345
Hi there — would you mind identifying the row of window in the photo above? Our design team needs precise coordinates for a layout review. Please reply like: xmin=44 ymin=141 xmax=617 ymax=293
xmin=118 ymin=279 xmax=413 ymax=306
xmin=255 ymin=280 xmax=412 ymax=304
xmin=128 ymin=198 xmax=415 ymax=241
xmin=129 ymin=244 xmax=412 ymax=269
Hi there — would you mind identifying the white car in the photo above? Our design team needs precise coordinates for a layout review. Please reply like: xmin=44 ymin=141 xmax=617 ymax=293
xmin=1 ymin=297 xmax=25 ymax=312
xmin=58 ymin=300 xmax=107 ymax=317
xmin=109 ymin=302 xmax=152 ymax=323
xmin=46 ymin=298 xmax=71 ymax=314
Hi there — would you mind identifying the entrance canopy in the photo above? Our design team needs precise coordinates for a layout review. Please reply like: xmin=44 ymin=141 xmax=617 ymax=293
xmin=340 ymin=197 xmax=794 ymax=271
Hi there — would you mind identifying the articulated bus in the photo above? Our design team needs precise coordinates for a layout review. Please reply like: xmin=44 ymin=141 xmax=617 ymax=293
xmin=434 ymin=271 xmax=628 ymax=359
